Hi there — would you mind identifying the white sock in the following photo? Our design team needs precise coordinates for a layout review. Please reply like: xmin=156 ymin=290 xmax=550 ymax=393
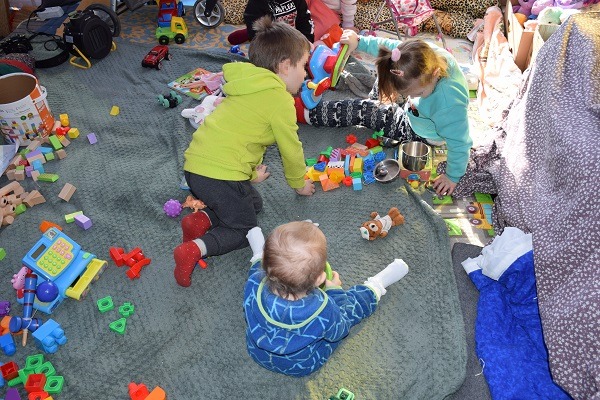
xmin=192 ymin=239 xmax=207 ymax=255
xmin=246 ymin=227 xmax=265 ymax=263
xmin=364 ymin=259 xmax=409 ymax=299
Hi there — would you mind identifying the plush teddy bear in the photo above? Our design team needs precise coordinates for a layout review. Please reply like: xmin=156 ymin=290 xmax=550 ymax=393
xmin=537 ymin=6 xmax=565 ymax=23
xmin=360 ymin=207 xmax=405 ymax=240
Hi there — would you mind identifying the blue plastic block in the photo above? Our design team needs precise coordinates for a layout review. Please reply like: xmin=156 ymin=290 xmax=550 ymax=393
xmin=0 ymin=333 xmax=16 ymax=356
xmin=32 ymin=319 xmax=67 ymax=354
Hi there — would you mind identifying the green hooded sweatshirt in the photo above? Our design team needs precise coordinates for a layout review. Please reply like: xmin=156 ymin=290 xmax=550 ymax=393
xmin=184 ymin=62 xmax=307 ymax=189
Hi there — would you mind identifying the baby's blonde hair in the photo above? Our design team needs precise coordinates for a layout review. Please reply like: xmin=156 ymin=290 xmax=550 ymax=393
xmin=262 ymin=221 xmax=327 ymax=299
xmin=376 ymin=39 xmax=448 ymax=103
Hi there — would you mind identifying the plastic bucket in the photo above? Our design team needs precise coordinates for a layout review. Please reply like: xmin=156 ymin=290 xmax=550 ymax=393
xmin=0 ymin=73 xmax=54 ymax=145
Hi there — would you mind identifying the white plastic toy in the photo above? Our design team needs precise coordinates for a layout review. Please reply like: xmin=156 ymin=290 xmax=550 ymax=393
xmin=180 ymin=95 xmax=224 ymax=129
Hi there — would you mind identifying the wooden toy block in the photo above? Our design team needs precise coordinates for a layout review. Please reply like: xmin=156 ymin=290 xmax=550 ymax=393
xmin=6 ymin=169 xmax=16 ymax=180
xmin=110 ymin=105 xmax=119 ymax=116
xmin=37 ymin=173 xmax=59 ymax=183
xmin=48 ymin=136 xmax=63 ymax=150
xmin=74 ymin=214 xmax=92 ymax=230
xmin=58 ymin=135 xmax=70 ymax=147
xmin=64 ymin=211 xmax=83 ymax=223
xmin=44 ymin=152 xmax=55 ymax=162
xmin=51 ymin=120 xmax=61 ymax=133
xmin=31 ymin=170 xmax=40 ymax=181
xmin=67 ymin=128 xmax=79 ymax=139
xmin=58 ymin=183 xmax=76 ymax=202
xmin=25 ymin=140 xmax=41 ymax=151
xmin=87 ymin=133 xmax=97 ymax=144
xmin=59 ymin=114 xmax=69 ymax=127
xmin=55 ymin=149 xmax=67 ymax=159
xmin=14 ymin=169 xmax=25 ymax=181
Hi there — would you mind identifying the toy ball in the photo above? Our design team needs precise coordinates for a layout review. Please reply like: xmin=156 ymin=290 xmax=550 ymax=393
xmin=163 ymin=199 xmax=183 ymax=217
xmin=36 ymin=281 xmax=59 ymax=302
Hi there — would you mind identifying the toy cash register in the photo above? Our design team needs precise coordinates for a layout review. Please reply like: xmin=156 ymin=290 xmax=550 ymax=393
xmin=19 ymin=227 xmax=107 ymax=314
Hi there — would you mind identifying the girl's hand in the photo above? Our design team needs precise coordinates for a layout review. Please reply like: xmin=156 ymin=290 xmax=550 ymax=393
xmin=295 ymin=180 xmax=316 ymax=196
xmin=340 ymin=30 xmax=359 ymax=54
xmin=251 ymin=164 xmax=271 ymax=183
xmin=432 ymin=174 xmax=457 ymax=196
xmin=325 ymin=270 xmax=342 ymax=287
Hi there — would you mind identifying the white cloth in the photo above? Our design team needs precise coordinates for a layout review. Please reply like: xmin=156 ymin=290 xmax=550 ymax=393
xmin=321 ymin=0 xmax=357 ymax=28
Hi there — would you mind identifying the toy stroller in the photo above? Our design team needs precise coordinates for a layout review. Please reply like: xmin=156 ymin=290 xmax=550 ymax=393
xmin=368 ymin=0 xmax=447 ymax=49
xmin=192 ymin=0 xmax=225 ymax=28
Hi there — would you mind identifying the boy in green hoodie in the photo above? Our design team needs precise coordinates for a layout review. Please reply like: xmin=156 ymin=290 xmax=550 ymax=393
xmin=174 ymin=16 xmax=315 ymax=287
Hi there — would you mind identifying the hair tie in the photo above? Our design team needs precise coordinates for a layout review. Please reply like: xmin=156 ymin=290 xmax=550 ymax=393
xmin=390 ymin=69 xmax=404 ymax=77
xmin=391 ymin=48 xmax=401 ymax=62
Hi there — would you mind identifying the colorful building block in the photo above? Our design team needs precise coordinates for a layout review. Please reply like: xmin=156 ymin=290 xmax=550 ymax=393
xmin=97 ymin=296 xmax=114 ymax=313
xmin=110 ymin=106 xmax=120 ymax=116
xmin=0 ymin=247 xmax=6 ymax=260
xmin=0 ymin=300 xmax=9 ymax=316
xmin=57 ymin=183 xmax=76 ymax=202
xmin=1 ymin=361 xmax=19 ymax=381
xmin=74 ymin=214 xmax=92 ymax=230
xmin=24 ymin=373 xmax=47 ymax=393
xmin=5 ymin=387 xmax=21 ymax=400
xmin=67 ymin=128 xmax=79 ymax=139
xmin=87 ymin=133 xmax=97 ymax=144
xmin=44 ymin=375 xmax=64 ymax=394
xmin=109 ymin=318 xmax=127 ymax=334
xmin=0 ymin=332 xmax=16 ymax=356
xmin=31 ymin=319 xmax=67 ymax=354
xmin=64 ymin=211 xmax=83 ymax=223
xmin=59 ymin=114 xmax=69 ymax=127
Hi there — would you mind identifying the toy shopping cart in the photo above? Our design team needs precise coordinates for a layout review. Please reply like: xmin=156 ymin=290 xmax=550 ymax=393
xmin=368 ymin=0 xmax=447 ymax=49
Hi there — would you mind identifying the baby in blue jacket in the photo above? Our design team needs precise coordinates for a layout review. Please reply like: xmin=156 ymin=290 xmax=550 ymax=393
xmin=243 ymin=221 xmax=409 ymax=377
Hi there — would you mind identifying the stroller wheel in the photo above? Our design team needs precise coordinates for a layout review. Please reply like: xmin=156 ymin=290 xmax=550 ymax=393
xmin=193 ymin=0 xmax=225 ymax=28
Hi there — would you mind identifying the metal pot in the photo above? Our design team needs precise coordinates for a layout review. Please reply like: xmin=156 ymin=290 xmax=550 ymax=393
xmin=374 ymin=159 xmax=400 ymax=183
xmin=401 ymin=141 xmax=429 ymax=172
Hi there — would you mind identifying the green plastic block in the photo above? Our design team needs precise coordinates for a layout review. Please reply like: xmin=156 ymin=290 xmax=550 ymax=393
xmin=97 ymin=296 xmax=114 ymax=313
xmin=45 ymin=152 xmax=55 ymax=161
xmin=305 ymin=158 xmax=317 ymax=167
xmin=14 ymin=203 xmax=27 ymax=215
xmin=64 ymin=211 xmax=83 ymax=223
xmin=119 ymin=302 xmax=135 ymax=317
xmin=48 ymin=135 xmax=63 ymax=150
xmin=25 ymin=354 xmax=45 ymax=372
xmin=44 ymin=375 xmax=65 ymax=394
xmin=109 ymin=317 xmax=127 ymax=334
xmin=34 ymin=361 xmax=56 ymax=377
xmin=0 ymin=248 xmax=6 ymax=261
xmin=38 ymin=173 xmax=59 ymax=182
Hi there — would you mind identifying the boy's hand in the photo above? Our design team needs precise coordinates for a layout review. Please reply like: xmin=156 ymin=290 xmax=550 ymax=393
xmin=325 ymin=270 xmax=342 ymax=288
xmin=251 ymin=164 xmax=270 ymax=183
xmin=432 ymin=174 xmax=457 ymax=196
xmin=295 ymin=180 xmax=316 ymax=196
xmin=340 ymin=30 xmax=359 ymax=54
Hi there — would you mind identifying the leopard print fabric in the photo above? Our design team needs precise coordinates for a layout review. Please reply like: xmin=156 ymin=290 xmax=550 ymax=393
xmin=223 ymin=0 xmax=246 ymax=25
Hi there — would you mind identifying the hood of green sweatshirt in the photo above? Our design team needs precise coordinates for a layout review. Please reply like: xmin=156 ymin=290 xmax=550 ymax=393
xmin=222 ymin=62 xmax=285 ymax=96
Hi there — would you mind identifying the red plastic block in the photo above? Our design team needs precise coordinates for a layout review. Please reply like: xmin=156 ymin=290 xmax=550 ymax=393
xmin=27 ymin=391 xmax=49 ymax=400
xmin=146 ymin=386 xmax=167 ymax=400
xmin=25 ymin=373 xmax=47 ymax=393
xmin=128 ymin=382 xmax=150 ymax=400
xmin=1 ymin=360 xmax=19 ymax=380
xmin=109 ymin=247 xmax=125 ymax=266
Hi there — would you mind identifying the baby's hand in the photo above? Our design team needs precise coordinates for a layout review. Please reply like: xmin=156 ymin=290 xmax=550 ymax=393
xmin=340 ymin=30 xmax=359 ymax=54
xmin=251 ymin=164 xmax=270 ymax=183
xmin=325 ymin=270 xmax=342 ymax=288
xmin=432 ymin=174 xmax=457 ymax=196
xmin=295 ymin=180 xmax=316 ymax=196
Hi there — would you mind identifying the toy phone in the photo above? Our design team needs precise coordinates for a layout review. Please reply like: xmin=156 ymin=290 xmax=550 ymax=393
xmin=22 ymin=227 xmax=81 ymax=281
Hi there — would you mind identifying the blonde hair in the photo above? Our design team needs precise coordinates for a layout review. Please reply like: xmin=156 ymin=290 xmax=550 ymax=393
xmin=262 ymin=221 xmax=327 ymax=299
xmin=376 ymin=39 xmax=448 ymax=103
xmin=249 ymin=16 xmax=311 ymax=74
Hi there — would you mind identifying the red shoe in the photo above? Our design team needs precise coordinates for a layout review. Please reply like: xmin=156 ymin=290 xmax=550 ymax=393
xmin=181 ymin=211 xmax=211 ymax=243
xmin=174 ymin=241 xmax=202 ymax=287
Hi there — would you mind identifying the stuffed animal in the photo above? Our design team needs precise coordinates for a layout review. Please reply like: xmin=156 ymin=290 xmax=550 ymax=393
xmin=180 ymin=95 xmax=224 ymax=129
xmin=360 ymin=207 xmax=405 ymax=240
xmin=537 ymin=6 xmax=565 ymax=23
xmin=513 ymin=0 xmax=534 ymax=17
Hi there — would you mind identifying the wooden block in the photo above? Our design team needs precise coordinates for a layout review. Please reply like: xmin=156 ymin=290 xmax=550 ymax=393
xmin=58 ymin=183 xmax=76 ymax=202
xmin=23 ymin=190 xmax=46 ymax=207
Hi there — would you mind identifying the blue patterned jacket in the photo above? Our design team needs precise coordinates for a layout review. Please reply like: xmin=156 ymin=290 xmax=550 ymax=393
xmin=243 ymin=260 xmax=378 ymax=377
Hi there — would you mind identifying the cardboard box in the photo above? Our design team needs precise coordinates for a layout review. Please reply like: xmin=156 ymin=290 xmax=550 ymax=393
xmin=530 ymin=23 xmax=560 ymax=65
xmin=504 ymin=0 xmax=534 ymax=71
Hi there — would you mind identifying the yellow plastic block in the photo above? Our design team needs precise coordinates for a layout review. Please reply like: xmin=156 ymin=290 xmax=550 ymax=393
xmin=110 ymin=105 xmax=120 ymax=116
xmin=328 ymin=169 xmax=345 ymax=184
xmin=67 ymin=128 xmax=80 ymax=139
xmin=59 ymin=113 xmax=69 ymax=127
xmin=353 ymin=158 xmax=363 ymax=174
xmin=306 ymin=167 xmax=325 ymax=182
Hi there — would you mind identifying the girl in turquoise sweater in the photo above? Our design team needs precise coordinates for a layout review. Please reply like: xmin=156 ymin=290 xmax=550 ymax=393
xmin=296 ymin=33 xmax=472 ymax=196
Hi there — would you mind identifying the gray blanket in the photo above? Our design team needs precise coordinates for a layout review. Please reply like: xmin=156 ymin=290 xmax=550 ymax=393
xmin=0 ymin=40 xmax=466 ymax=399
xmin=452 ymin=13 xmax=600 ymax=399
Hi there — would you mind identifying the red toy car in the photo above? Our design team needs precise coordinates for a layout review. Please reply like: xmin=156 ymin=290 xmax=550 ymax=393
xmin=142 ymin=45 xmax=172 ymax=69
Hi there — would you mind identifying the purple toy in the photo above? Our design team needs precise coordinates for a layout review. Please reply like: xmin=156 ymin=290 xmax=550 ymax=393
xmin=0 ymin=300 xmax=10 ymax=316
xmin=163 ymin=198 xmax=183 ymax=217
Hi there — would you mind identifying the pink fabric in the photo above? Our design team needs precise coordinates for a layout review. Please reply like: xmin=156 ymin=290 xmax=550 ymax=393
xmin=388 ymin=0 xmax=435 ymax=33
xmin=307 ymin=0 xmax=341 ymax=40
